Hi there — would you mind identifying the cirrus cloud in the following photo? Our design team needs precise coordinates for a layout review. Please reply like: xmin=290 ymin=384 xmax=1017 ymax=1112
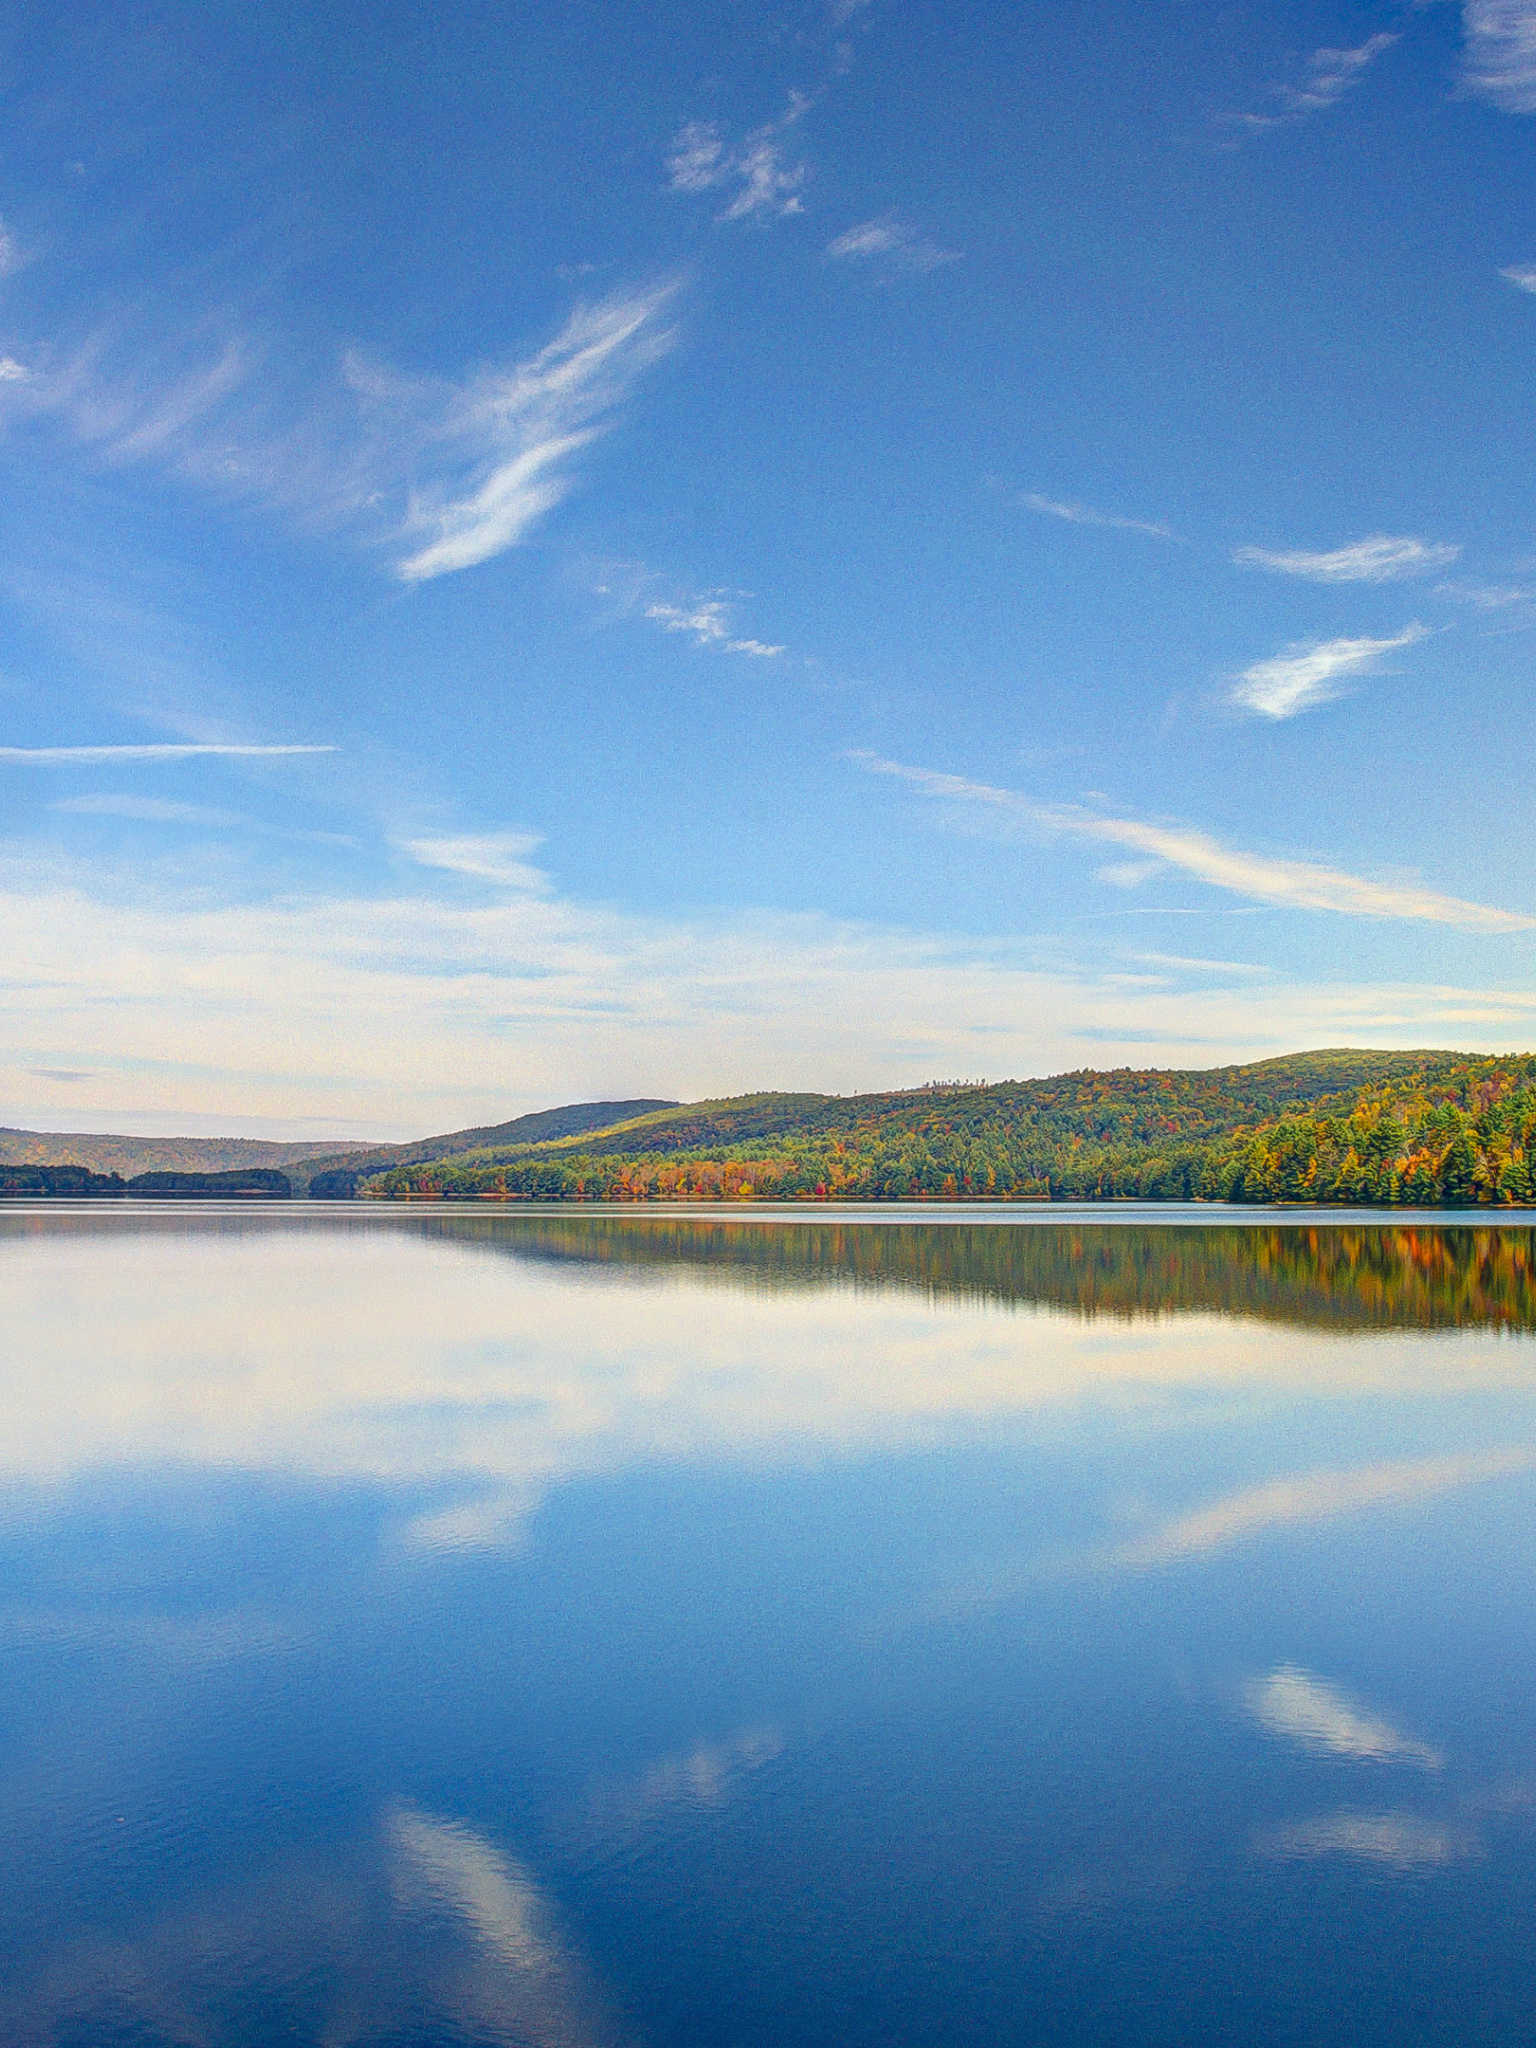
xmin=853 ymin=752 xmax=1532 ymax=931
xmin=1231 ymin=626 xmax=1426 ymax=720
xmin=1462 ymin=1 xmax=1536 ymax=112
xmin=1233 ymin=536 xmax=1459 ymax=583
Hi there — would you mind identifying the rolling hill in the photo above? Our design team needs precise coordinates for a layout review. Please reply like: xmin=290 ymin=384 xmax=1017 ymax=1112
xmin=0 ymin=1101 xmax=681 ymax=1195
xmin=0 ymin=1129 xmax=369 ymax=1177
xmin=362 ymin=1048 xmax=1531 ymax=1206
xmin=15 ymin=1054 xmax=1536 ymax=1208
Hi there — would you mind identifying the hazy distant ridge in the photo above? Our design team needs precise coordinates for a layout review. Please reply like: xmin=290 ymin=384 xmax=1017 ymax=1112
xmin=0 ymin=1129 xmax=369 ymax=1176
xmin=0 ymin=1099 xmax=679 ymax=1190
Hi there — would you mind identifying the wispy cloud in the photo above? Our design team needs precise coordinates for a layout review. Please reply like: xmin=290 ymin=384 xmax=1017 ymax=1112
xmin=827 ymin=213 xmax=960 ymax=272
xmin=390 ymin=284 xmax=679 ymax=580
xmin=0 ymin=285 xmax=678 ymax=584
xmin=52 ymin=795 xmax=247 ymax=824
xmin=667 ymin=118 xmax=807 ymax=220
xmin=1231 ymin=626 xmax=1426 ymax=719
xmin=1245 ymin=1666 xmax=1442 ymax=1768
xmin=854 ymin=753 xmax=1533 ymax=930
xmin=1229 ymin=32 xmax=1398 ymax=129
xmin=1500 ymin=261 xmax=1536 ymax=290
xmin=643 ymin=595 xmax=783 ymax=656
xmin=1436 ymin=578 xmax=1535 ymax=610
xmin=1462 ymin=1 xmax=1536 ymax=112
xmin=0 ymin=743 xmax=333 ymax=763
xmin=399 ymin=832 xmax=552 ymax=890
xmin=0 ymin=313 xmax=248 ymax=478
xmin=8 ymin=834 xmax=1536 ymax=1133
xmin=1233 ymin=535 xmax=1459 ymax=582
xmin=1022 ymin=493 xmax=1176 ymax=541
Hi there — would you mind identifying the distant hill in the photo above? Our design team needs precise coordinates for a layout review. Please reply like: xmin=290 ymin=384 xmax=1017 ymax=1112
xmin=0 ymin=1100 xmax=681 ymax=1196
xmin=18 ymin=1055 xmax=1536 ymax=1210
xmin=365 ymin=1049 xmax=1512 ymax=1205
xmin=0 ymin=1128 xmax=367 ymax=1177
xmin=291 ymin=1099 xmax=681 ymax=1194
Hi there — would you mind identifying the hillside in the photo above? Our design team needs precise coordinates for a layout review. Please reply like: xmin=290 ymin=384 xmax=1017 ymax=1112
xmin=291 ymin=1099 xmax=680 ymax=1193
xmin=0 ymin=1129 xmax=364 ymax=1177
xmin=0 ymin=1100 xmax=681 ymax=1195
xmin=364 ymin=1049 xmax=1518 ymax=1205
xmin=15 ymin=1056 xmax=1534 ymax=1210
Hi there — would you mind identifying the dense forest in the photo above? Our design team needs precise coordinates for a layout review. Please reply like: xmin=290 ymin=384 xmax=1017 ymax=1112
xmin=360 ymin=1050 xmax=1536 ymax=1208
xmin=0 ymin=1165 xmax=292 ymax=1198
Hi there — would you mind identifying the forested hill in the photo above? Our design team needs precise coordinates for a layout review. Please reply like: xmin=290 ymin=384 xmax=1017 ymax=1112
xmin=0 ymin=1098 xmax=682 ymax=1193
xmin=361 ymin=1048 xmax=1536 ymax=1207
xmin=0 ymin=1128 xmax=359 ymax=1176
xmin=293 ymin=1099 xmax=680 ymax=1193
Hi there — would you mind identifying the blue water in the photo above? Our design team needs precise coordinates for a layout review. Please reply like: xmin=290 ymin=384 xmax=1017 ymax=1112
xmin=4 ymin=1206 xmax=1536 ymax=2045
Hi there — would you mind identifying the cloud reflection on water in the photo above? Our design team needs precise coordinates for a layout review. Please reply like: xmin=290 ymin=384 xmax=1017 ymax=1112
xmin=1257 ymin=1812 xmax=1472 ymax=1869
xmin=0 ymin=1802 xmax=614 ymax=2048
xmin=1244 ymin=1666 xmax=1442 ymax=1769
xmin=1111 ymin=1450 xmax=1535 ymax=1568
xmin=3 ymin=1226 xmax=1535 ymax=1516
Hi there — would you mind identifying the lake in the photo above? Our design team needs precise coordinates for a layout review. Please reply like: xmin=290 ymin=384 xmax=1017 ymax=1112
xmin=4 ymin=1204 xmax=1536 ymax=2046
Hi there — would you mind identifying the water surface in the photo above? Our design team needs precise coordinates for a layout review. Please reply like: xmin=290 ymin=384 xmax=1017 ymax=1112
xmin=4 ymin=1206 xmax=1536 ymax=2046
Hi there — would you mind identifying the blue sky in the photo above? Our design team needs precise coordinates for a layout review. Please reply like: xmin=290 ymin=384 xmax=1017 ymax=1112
xmin=3 ymin=0 xmax=1536 ymax=1137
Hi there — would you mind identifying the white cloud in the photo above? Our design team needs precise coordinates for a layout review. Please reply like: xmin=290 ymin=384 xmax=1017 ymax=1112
xmin=1500 ymin=261 xmax=1536 ymax=290
xmin=1233 ymin=536 xmax=1459 ymax=582
xmin=392 ymin=284 xmax=679 ymax=580
xmin=7 ymin=826 xmax=1536 ymax=1136
xmin=1463 ymin=1 xmax=1536 ymax=112
xmin=828 ymin=217 xmax=905 ymax=257
xmin=0 ymin=321 xmax=260 ymax=485
xmin=1097 ymin=861 xmax=1163 ymax=889
xmin=0 ymin=285 xmax=677 ymax=583
xmin=1231 ymin=626 xmax=1426 ymax=719
xmin=1436 ymin=579 xmax=1535 ymax=609
xmin=1245 ymin=1666 xmax=1442 ymax=1768
xmin=0 ymin=743 xmax=333 ymax=763
xmin=1022 ymin=493 xmax=1175 ymax=541
xmin=399 ymin=832 xmax=552 ymax=891
xmin=827 ymin=213 xmax=960 ymax=272
xmin=855 ymin=753 xmax=1531 ymax=931
xmin=667 ymin=118 xmax=807 ymax=220
xmin=52 ymin=795 xmax=247 ymax=824
xmin=642 ymin=595 xmax=783 ymax=655
xmin=0 ymin=214 xmax=17 ymax=279
xmin=666 ymin=121 xmax=728 ymax=192
xmin=723 ymin=137 xmax=808 ymax=220
xmin=1232 ymin=32 xmax=1399 ymax=128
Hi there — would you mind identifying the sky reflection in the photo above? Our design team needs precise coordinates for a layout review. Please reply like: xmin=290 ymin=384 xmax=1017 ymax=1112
xmin=7 ymin=1215 xmax=1536 ymax=2044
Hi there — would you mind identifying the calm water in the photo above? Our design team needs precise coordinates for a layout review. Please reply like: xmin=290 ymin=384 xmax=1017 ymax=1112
xmin=4 ymin=1205 xmax=1536 ymax=2046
